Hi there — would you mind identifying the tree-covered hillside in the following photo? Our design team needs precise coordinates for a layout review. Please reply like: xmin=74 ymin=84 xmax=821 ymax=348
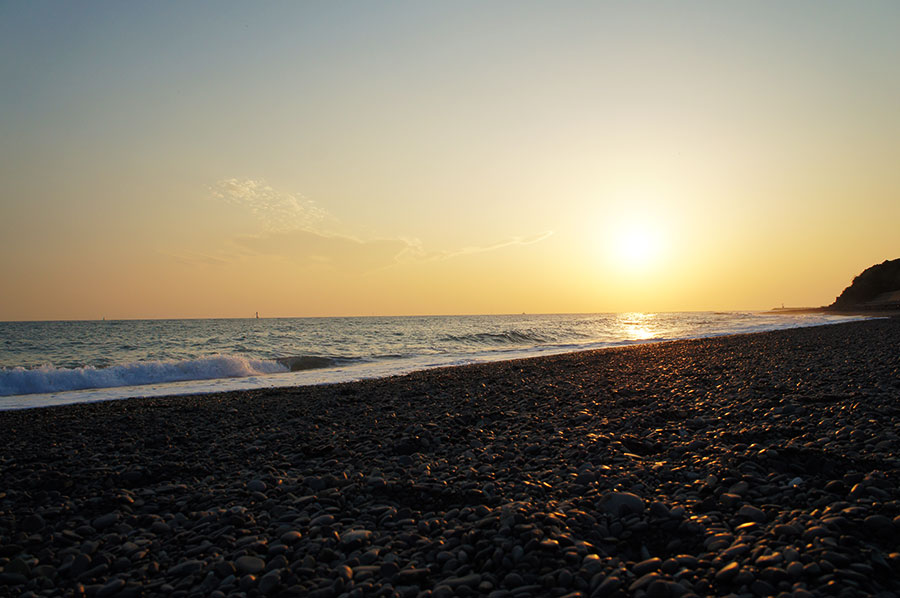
xmin=831 ymin=258 xmax=900 ymax=309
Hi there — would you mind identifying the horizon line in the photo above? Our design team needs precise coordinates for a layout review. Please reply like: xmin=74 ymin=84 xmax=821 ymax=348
xmin=0 ymin=307 xmax=818 ymax=324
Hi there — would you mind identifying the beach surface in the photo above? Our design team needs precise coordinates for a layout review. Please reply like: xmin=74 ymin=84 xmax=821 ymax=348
xmin=1 ymin=319 xmax=899 ymax=597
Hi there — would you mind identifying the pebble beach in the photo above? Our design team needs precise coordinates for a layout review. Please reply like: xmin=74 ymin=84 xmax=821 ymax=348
xmin=1 ymin=318 xmax=899 ymax=598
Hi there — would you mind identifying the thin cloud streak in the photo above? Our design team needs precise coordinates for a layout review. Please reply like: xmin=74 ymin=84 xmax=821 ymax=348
xmin=212 ymin=178 xmax=330 ymax=233
xmin=436 ymin=231 xmax=555 ymax=260
xmin=203 ymin=178 xmax=554 ymax=273
xmin=234 ymin=230 xmax=412 ymax=274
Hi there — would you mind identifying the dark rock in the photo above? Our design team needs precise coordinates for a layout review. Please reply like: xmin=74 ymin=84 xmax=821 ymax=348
xmin=600 ymin=492 xmax=645 ymax=516
xmin=633 ymin=558 xmax=662 ymax=576
xmin=92 ymin=513 xmax=119 ymax=530
xmin=749 ymin=579 xmax=775 ymax=596
xmin=168 ymin=559 xmax=205 ymax=577
xmin=863 ymin=515 xmax=894 ymax=535
xmin=715 ymin=562 xmax=739 ymax=583
xmin=0 ymin=572 xmax=27 ymax=585
xmin=394 ymin=567 xmax=430 ymax=585
xmin=21 ymin=514 xmax=45 ymax=532
xmin=503 ymin=572 xmax=524 ymax=588
xmin=442 ymin=573 xmax=482 ymax=588
xmin=235 ymin=556 xmax=265 ymax=575
xmin=97 ymin=578 xmax=126 ymax=597
xmin=628 ymin=572 xmax=661 ymax=592
xmin=340 ymin=529 xmax=373 ymax=549
xmin=736 ymin=505 xmax=766 ymax=523
xmin=258 ymin=569 xmax=281 ymax=594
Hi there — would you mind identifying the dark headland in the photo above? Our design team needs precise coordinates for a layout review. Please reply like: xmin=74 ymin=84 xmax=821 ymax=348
xmin=2 ymin=318 xmax=900 ymax=597
xmin=772 ymin=258 xmax=900 ymax=315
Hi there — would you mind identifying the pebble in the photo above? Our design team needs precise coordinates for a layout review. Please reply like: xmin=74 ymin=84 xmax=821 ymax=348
xmin=235 ymin=556 xmax=265 ymax=575
xmin=168 ymin=559 xmax=205 ymax=577
xmin=258 ymin=570 xmax=281 ymax=594
xmin=340 ymin=529 xmax=374 ymax=548
xmin=280 ymin=530 xmax=302 ymax=544
xmin=600 ymin=491 xmax=645 ymax=516
xmin=736 ymin=505 xmax=766 ymax=523
xmin=503 ymin=572 xmax=524 ymax=588
xmin=628 ymin=572 xmax=661 ymax=592
xmin=715 ymin=561 xmax=740 ymax=583
xmin=633 ymin=557 xmax=662 ymax=576
xmin=92 ymin=513 xmax=119 ymax=530
xmin=97 ymin=579 xmax=125 ymax=597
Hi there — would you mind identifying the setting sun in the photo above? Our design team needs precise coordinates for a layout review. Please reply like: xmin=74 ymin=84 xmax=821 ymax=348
xmin=615 ymin=223 xmax=661 ymax=268
xmin=604 ymin=214 xmax=666 ymax=273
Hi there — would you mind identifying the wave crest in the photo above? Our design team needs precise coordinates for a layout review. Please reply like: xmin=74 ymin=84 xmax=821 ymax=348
xmin=440 ymin=329 xmax=551 ymax=346
xmin=0 ymin=355 xmax=289 ymax=397
xmin=277 ymin=355 xmax=338 ymax=371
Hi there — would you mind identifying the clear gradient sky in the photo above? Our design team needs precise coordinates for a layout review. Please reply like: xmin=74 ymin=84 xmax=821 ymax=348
xmin=2 ymin=2 xmax=899 ymax=320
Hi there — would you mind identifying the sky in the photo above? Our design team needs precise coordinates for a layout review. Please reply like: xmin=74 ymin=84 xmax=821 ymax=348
xmin=2 ymin=1 xmax=899 ymax=320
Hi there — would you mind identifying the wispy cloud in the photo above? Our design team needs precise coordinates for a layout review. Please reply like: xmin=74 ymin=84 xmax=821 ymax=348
xmin=200 ymin=178 xmax=554 ymax=273
xmin=235 ymin=230 xmax=413 ymax=273
xmin=436 ymin=231 xmax=554 ymax=260
xmin=212 ymin=178 xmax=330 ymax=232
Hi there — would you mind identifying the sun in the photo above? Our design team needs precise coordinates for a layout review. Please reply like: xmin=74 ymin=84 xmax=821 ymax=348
xmin=611 ymin=221 xmax=663 ymax=270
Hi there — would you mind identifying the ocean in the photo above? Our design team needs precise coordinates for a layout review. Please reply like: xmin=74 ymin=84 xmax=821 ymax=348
xmin=0 ymin=312 xmax=869 ymax=410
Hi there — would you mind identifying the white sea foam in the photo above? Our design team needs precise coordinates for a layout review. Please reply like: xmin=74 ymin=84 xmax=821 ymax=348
xmin=0 ymin=355 xmax=288 ymax=397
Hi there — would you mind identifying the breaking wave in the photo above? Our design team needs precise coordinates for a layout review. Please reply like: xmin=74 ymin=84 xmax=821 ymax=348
xmin=0 ymin=355 xmax=291 ymax=397
xmin=440 ymin=329 xmax=553 ymax=346
xmin=277 ymin=355 xmax=363 ymax=371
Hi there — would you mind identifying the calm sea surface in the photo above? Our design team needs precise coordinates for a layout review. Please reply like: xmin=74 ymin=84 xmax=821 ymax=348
xmin=0 ymin=312 xmax=868 ymax=409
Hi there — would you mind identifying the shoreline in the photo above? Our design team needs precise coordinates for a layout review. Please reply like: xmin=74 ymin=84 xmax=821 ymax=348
xmin=769 ymin=306 xmax=900 ymax=317
xmin=1 ymin=312 xmax=878 ymax=411
xmin=1 ymin=318 xmax=899 ymax=596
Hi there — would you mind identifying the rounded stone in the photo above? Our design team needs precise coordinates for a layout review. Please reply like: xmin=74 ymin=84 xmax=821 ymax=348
xmin=258 ymin=570 xmax=281 ymax=594
xmin=503 ymin=572 xmax=524 ymax=588
xmin=600 ymin=491 xmax=645 ymax=516
xmin=633 ymin=557 xmax=662 ymax=576
xmin=280 ymin=531 xmax=302 ymax=545
xmin=340 ymin=529 xmax=373 ymax=549
xmin=715 ymin=561 xmax=740 ymax=583
xmin=235 ymin=556 xmax=266 ymax=575
xmin=92 ymin=513 xmax=119 ymax=530
xmin=97 ymin=579 xmax=126 ymax=597
xmin=736 ymin=505 xmax=766 ymax=523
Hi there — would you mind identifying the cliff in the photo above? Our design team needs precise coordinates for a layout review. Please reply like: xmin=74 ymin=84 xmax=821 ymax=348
xmin=830 ymin=258 xmax=900 ymax=310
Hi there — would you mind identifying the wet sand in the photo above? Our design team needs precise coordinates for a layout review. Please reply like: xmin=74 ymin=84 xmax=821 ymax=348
xmin=1 ymin=318 xmax=899 ymax=597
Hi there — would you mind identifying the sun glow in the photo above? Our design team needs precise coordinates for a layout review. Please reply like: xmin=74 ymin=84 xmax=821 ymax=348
xmin=612 ymin=221 xmax=663 ymax=270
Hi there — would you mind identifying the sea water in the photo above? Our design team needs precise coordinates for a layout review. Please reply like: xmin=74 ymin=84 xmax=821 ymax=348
xmin=0 ymin=312 xmax=869 ymax=409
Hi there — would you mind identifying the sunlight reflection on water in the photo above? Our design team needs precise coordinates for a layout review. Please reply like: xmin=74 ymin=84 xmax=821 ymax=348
xmin=617 ymin=312 xmax=657 ymax=340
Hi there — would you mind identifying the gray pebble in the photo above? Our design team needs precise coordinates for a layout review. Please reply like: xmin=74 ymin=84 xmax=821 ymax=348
xmin=600 ymin=491 xmax=645 ymax=516
xmin=92 ymin=513 xmax=119 ymax=530
xmin=235 ymin=556 xmax=265 ymax=575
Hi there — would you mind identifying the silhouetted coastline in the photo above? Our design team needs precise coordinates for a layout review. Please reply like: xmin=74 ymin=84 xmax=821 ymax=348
xmin=769 ymin=258 xmax=900 ymax=316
